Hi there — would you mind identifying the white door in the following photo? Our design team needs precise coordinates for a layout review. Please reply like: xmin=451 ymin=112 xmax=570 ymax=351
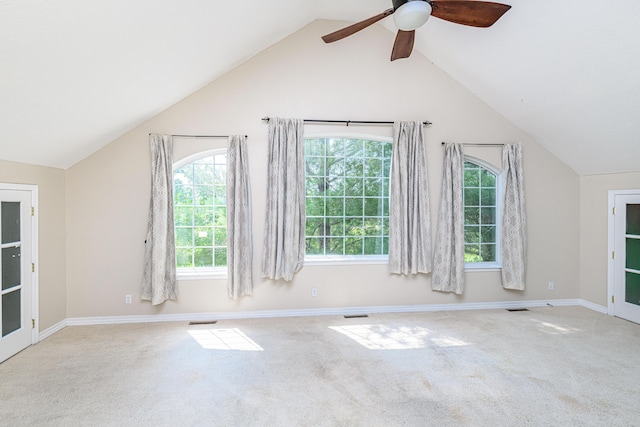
xmin=0 ymin=189 xmax=33 ymax=363
xmin=612 ymin=193 xmax=640 ymax=324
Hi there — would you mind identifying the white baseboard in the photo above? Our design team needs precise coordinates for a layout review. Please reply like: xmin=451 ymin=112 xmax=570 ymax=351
xmin=38 ymin=298 xmax=607 ymax=339
xmin=62 ymin=298 xmax=585 ymax=327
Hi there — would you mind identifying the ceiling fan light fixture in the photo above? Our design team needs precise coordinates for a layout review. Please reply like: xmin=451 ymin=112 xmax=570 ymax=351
xmin=393 ymin=1 xmax=432 ymax=31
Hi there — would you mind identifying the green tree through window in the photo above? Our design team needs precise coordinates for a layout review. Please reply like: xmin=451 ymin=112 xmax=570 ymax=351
xmin=463 ymin=159 xmax=499 ymax=264
xmin=305 ymin=137 xmax=391 ymax=258
xmin=173 ymin=150 xmax=227 ymax=270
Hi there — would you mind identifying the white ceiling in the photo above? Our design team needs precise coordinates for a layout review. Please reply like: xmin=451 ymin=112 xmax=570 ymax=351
xmin=1 ymin=0 xmax=639 ymax=174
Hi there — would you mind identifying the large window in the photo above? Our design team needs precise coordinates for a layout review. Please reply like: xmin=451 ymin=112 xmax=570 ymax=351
xmin=305 ymin=137 xmax=392 ymax=262
xmin=173 ymin=150 xmax=227 ymax=275
xmin=463 ymin=158 xmax=500 ymax=268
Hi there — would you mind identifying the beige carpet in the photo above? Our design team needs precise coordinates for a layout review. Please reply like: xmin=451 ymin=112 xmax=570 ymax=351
xmin=1 ymin=306 xmax=639 ymax=426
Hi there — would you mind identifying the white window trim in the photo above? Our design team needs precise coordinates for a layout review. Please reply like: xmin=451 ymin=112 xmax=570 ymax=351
xmin=303 ymin=133 xmax=392 ymax=265
xmin=463 ymin=155 xmax=503 ymax=271
xmin=174 ymin=148 xmax=229 ymax=280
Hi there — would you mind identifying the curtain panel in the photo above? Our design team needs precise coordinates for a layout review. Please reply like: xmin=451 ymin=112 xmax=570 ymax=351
xmin=501 ymin=143 xmax=527 ymax=290
xmin=261 ymin=117 xmax=305 ymax=281
xmin=388 ymin=121 xmax=432 ymax=274
xmin=432 ymin=143 xmax=465 ymax=294
xmin=141 ymin=134 xmax=177 ymax=305
xmin=227 ymin=135 xmax=253 ymax=299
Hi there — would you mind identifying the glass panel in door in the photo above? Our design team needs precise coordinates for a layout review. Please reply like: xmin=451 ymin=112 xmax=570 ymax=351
xmin=1 ymin=201 xmax=21 ymax=337
xmin=626 ymin=204 xmax=640 ymax=307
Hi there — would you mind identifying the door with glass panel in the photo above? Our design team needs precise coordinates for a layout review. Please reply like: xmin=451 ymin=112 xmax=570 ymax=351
xmin=0 ymin=190 xmax=33 ymax=363
xmin=613 ymin=194 xmax=640 ymax=324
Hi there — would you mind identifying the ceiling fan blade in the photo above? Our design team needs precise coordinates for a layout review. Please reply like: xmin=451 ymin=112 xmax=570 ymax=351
xmin=322 ymin=8 xmax=394 ymax=43
xmin=430 ymin=1 xmax=511 ymax=28
xmin=391 ymin=30 xmax=415 ymax=61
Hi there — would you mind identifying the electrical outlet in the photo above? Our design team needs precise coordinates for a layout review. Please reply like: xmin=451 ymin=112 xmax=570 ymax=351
xmin=548 ymin=281 xmax=554 ymax=290
xmin=311 ymin=288 xmax=318 ymax=297
xmin=125 ymin=294 xmax=132 ymax=304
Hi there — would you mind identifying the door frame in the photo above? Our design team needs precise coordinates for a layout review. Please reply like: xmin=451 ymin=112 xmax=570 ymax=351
xmin=607 ymin=189 xmax=640 ymax=318
xmin=0 ymin=183 xmax=39 ymax=344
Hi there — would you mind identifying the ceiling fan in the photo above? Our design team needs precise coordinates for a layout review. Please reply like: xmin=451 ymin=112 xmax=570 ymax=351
xmin=322 ymin=0 xmax=511 ymax=61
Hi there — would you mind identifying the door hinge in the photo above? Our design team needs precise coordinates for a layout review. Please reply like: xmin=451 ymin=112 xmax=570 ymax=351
xmin=31 ymin=263 xmax=35 ymax=272
xmin=612 ymin=295 xmax=615 ymax=303
xmin=612 ymin=251 xmax=615 ymax=259
xmin=32 ymin=319 xmax=35 ymax=328
xmin=612 ymin=207 xmax=616 ymax=215
xmin=31 ymin=207 xmax=34 ymax=216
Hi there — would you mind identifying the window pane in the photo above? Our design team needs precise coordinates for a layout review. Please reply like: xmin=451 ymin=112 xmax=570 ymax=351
xmin=326 ymin=218 xmax=345 ymax=237
xmin=327 ymin=159 xmax=345 ymax=176
xmin=465 ymin=245 xmax=482 ymax=262
xmin=344 ymin=158 xmax=363 ymax=177
xmin=464 ymin=189 xmax=480 ymax=206
xmin=1 ymin=202 xmax=20 ymax=244
xmin=214 ymin=248 xmax=227 ymax=267
xmin=480 ymin=244 xmax=496 ymax=262
xmin=175 ymin=207 xmax=194 ymax=226
xmin=481 ymin=188 xmax=496 ymax=206
xmin=465 ymin=226 xmax=480 ymax=243
xmin=305 ymin=139 xmax=325 ymax=157
xmin=481 ymin=169 xmax=496 ymax=187
xmin=214 ymin=186 xmax=226 ymax=205
xmin=364 ymin=198 xmax=383 ymax=216
xmin=481 ymin=226 xmax=496 ymax=243
xmin=345 ymin=218 xmax=364 ymax=236
xmin=326 ymin=237 xmax=344 ymax=255
xmin=195 ymin=185 xmax=214 ymax=206
xmin=345 ymin=238 xmax=363 ymax=255
xmin=326 ymin=177 xmax=344 ymax=197
xmin=174 ymin=185 xmax=194 ymax=205
xmin=194 ymin=228 xmax=213 ymax=246
xmin=344 ymin=139 xmax=363 ymax=157
xmin=481 ymin=207 xmax=496 ymax=225
xmin=364 ymin=159 xmax=382 ymax=177
xmin=306 ymin=177 xmax=324 ymax=196
xmin=307 ymin=197 xmax=325 ymax=216
xmin=345 ymin=178 xmax=363 ymax=196
xmin=345 ymin=198 xmax=363 ymax=216
xmin=464 ymin=168 xmax=480 ymax=187
xmin=364 ymin=178 xmax=383 ymax=197
xmin=465 ymin=207 xmax=480 ymax=225
xmin=306 ymin=218 xmax=324 ymax=236
xmin=306 ymin=157 xmax=325 ymax=176
xmin=175 ymin=228 xmax=193 ymax=247
xmin=326 ymin=198 xmax=344 ymax=216
xmin=176 ymin=248 xmax=193 ymax=268
xmin=194 ymin=248 xmax=213 ymax=267
xmin=194 ymin=207 xmax=213 ymax=226
xmin=306 ymin=237 xmax=324 ymax=255
xmin=214 ymin=207 xmax=226 ymax=226
xmin=326 ymin=139 xmax=345 ymax=157
xmin=194 ymin=164 xmax=214 ymax=185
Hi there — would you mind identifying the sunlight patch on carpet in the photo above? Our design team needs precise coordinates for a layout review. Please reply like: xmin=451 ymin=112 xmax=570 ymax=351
xmin=188 ymin=328 xmax=264 ymax=351
xmin=329 ymin=324 xmax=468 ymax=350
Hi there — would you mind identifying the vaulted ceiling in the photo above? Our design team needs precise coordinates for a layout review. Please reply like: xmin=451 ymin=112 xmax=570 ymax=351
xmin=1 ymin=0 xmax=639 ymax=174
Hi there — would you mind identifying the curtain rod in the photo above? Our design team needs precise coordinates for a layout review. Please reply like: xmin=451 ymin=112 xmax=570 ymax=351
xmin=441 ymin=142 xmax=505 ymax=147
xmin=149 ymin=134 xmax=247 ymax=138
xmin=262 ymin=117 xmax=432 ymax=126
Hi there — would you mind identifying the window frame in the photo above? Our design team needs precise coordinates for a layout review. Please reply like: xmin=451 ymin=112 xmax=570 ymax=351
xmin=303 ymin=132 xmax=392 ymax=266
xmin=463 ymin=155 xmax=502 ymax=271
xmin=173 ymin=149 xmax=228 ymax=280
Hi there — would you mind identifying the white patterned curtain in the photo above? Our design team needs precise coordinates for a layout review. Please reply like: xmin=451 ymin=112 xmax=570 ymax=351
xmin=501 ymin=143 xmax=527 ymax=290
xmin=141 ymin=134 xmax=177 ymax=305
xmin=388 ymin=121 xmax=432 ymax=274
xmin=432 ymin=143 xmax=465 ymax=294
xmin=261 ymin=117 xmax=305 ymax=281
xmin=227 ymin=135 xmax=253 ymax=299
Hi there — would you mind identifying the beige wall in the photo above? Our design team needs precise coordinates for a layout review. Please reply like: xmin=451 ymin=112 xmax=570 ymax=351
xmin=0 ymin=160 xmax=67 ymax=330
xmin=580 ymin=172 xmax=640 ymax=306
xmin=65 ymin=20 xmax=580 ymax=318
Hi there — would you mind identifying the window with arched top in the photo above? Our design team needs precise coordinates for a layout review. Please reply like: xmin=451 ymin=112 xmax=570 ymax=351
xmin=463 ymin=157 xmax=501 ymax=269
xmin=173 ymin=149 xmax=227 ymax=277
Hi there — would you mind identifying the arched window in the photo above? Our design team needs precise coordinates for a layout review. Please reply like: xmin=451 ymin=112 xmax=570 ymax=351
xmin=463 ymin=157 xmax=501 ymax=269
xmin=304 ymin=136 xmax=392 ymax=263
xmin=173 ymin=149 xmax=227 ymax=276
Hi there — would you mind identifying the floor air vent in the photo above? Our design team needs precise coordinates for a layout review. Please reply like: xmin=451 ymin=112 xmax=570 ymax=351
xmin=188 ymin=320 xmax=218 ymax=325
xmin=506 ymin=308 xmax=529 ymax=312
xmin=344 ymin=314 xmax=369 ymax=319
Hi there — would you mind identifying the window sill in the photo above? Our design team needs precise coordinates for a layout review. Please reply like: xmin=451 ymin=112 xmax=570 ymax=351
xmin=177 ymin=268 xmax=227 ymax=281
xmin=304 ymin=255 xmax=388 ymax=266
xmin=464 ymin=262 xmax=501 ymax=272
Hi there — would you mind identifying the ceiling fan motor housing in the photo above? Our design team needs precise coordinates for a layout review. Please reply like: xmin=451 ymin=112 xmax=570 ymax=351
xmin=392 ymin=0 xmax=429 ymax=11
xmin=392 ymin=0 xmax=432 ymax=31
